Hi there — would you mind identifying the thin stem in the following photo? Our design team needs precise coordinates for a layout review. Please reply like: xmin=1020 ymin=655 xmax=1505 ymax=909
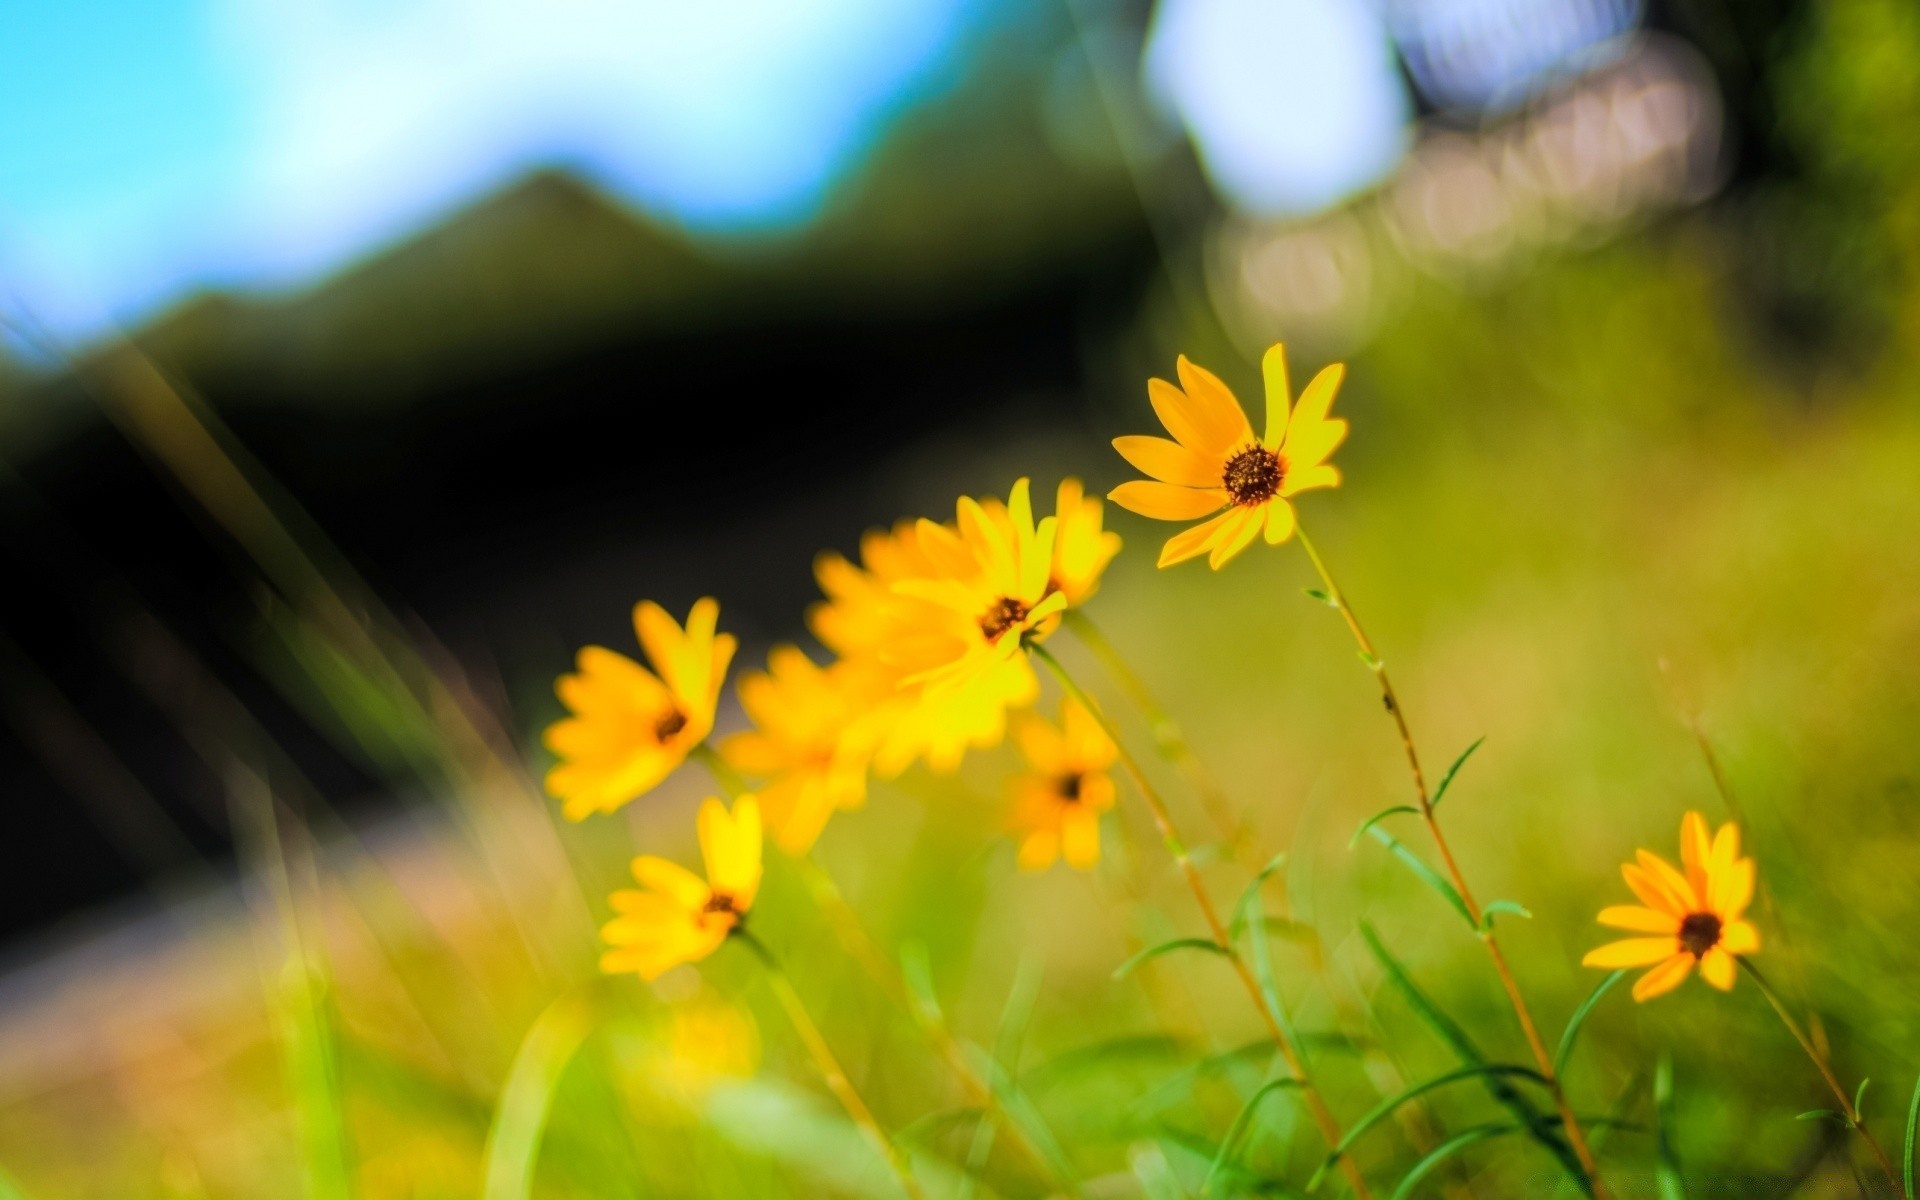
xmin=692 ymin=743 xmax=1080 ymax=1195
xmin=1741 ymin=960 xmax=1897 ymax=1191
xmin=1293 ymin=526 xmax=1609 ymax=1200
xmin=1063 ymin=609 xmax=1249 ymax=856
xmin=1030 ymin=642 xmax=1375 ymax=1200
xmin=735 ymin=932 xmax=928 ymax=1200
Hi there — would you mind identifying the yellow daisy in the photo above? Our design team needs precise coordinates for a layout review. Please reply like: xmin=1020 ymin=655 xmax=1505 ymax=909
xmin=1583 ymin=811 xmax=1761 ymax=1002
xmin=1009 ymin=697 xmax=1117 ymax=872
xmin=890 ymin=477 xmax=1067 ymax=692
xmin=722 ymin=647 xmax=876 ymax=854
xmin=1110 ymin=344 xmax=1347 ymax=570
xmin=810 ymin=522 xmax=1036 ymax=775
xmin=983 ymin=477 xmax=1120 ymax=606
xmin=545 ymin=598 xmax=737 ymax=820
xmin=601 ymin=795 xmax=762 ymax=980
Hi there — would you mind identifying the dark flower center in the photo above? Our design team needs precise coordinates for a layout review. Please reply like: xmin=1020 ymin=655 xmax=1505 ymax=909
xmin=1056 ymin=772 xmax=1084 ymax=803
xmin=703 ymin=891 xmax=740 ymax=918
xmin=1222 ymin=446 xmax=1285 ymax=506
xmin=1678 ymin=912 xmax=1722 ymax=957
xmin=654 ymin=709 xmax=689 ymax=743
xmin=979 ymin=596 xmax=1030 ymax=641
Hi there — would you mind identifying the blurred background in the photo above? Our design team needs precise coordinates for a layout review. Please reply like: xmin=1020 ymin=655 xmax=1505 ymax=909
xmin=3 ymin=0 xmax=1919 ymax=1195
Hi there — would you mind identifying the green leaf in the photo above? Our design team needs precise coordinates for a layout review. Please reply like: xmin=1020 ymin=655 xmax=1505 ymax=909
xmin=1795 ymin=1109 xmax=1848 ymax=1125
xmin=1357 ymin=649 xmax=1383 ymax=671
xmin=1237 ymin=878 xmax=1310 ymax=1057
xmin=1349 ymin=806 xmax=1421 ymax=849
xmin=1430 ymin=737 xmax=1487 ymax=809
xmin=1202 ymin=1077 xmax=1306 ymax=1194
xmin=1857 ymin=1077 xmax=1872 ymax=1118
xmin=1478 ymin=900 xmax=1533 ymax=931
xmin=1306 ymin=1064 xmax=1550 ymax=1191
xmin=1124 ymin=1042 xmax=1271 ymax=1124
xmin=1654 ymin=1054 xmax=1688 ymax=1200
xmin=1228 ymin=852 xmax=1289 ymax=940
xmin=482 ymin=990 xmax=597 ymax=1200
xmin=1389 ymin=1122 xmax=1519 ymax=1200
xmin=1113 ymin=938 xmax=1228 ymax=981
xmin=1359 ymin=925 xmax=1587 ymax=1190
xmin=1303 ymin=587 xmax=1336 ymax=606
xmin=1554 ymin=970 xmax=1627 ymax=1080
xmin=1904 ymin=1074 xmax=1919 ymax=1200
xmin=1365 ymin=826 xmax=1475 ymax=930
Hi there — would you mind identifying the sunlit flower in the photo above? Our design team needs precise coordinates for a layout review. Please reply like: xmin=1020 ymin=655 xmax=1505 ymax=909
xmin=1110 ymin=344 xmax=1347 ymax=569
xmin=890 ymin=477 xmax=1067 ymax=692
xmin=1008 ymin=697 xmax=1117 ymax=872
xmin=1583 ymin=811 xmax=1760 ymax=1002
xmin=601 ymin=795 xmax=762 ymax=980
xmin=986 ymin=477 xmax=1120 ymax=606
xmin=810 ymin=521 xmax=1037 ymax=774
xmin=545 ymin=598 xmax=737 ymax=820
xmin=722 ymin=646 xmax=876 ymax=854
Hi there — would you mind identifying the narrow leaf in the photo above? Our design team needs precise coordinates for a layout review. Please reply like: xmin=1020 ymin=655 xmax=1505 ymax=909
xmin=1303 ymin=587 xmax=1336 ymax=606
xmin=1904 ymin=1074 xmax=1919 ymax=1200
xmin=1357 ymin=649 xmax=1382 ymax=671
xmin=483 ymin=991 xmax=596 ymax=1200
xmin=1857 ymin=1077 xmax=1872 ymax=1118
xmin=1554 ymin=970 xmax=1627 ymax=1080
xmin=1430 ymin=737 xmax=1487 ymax=809
xmin=1307 ymin=1064 xmax=1550 ymax=1191
xmin=1202 ymin=1077 xmax=1306 ymax=1194
xmin=1389 ymin=1122 xmax=1518 ymax=1200
xmin=1479 ymin=900 xmax=1533 ymax=931
xmin=1228 ymin=852 xmax=1289 ymax=940
xmin=1795 ymin=1109 xmax=1847 ymax=1124
xmin=1114 ymin=938 xmax=1227 ymax=981
xmin=1350 ymin=806 xmax=1421 ymax=849
xmin=1654 ymin=1054 xmax=1688 ymax=1200
xmin=1365 ymin=826 xmax=1475 ymax=930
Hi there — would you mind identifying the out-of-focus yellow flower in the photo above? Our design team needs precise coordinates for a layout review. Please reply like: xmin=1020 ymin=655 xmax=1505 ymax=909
xmin=545 ymin=598 xmax=737 ymax=820
xmin=985 ymin=477 xmax=1120 ymax=607
xmin=653 ymin=995 xmax=761 ymax=1101
xmin=601 ymin=796 xmax=762 ymax=980
xmin=810 ymin=518 xmax=1037 ymax=775
xmin=1110 ymin=344 xmax=1347 ymax=570
xmin=889 ymin=478 xmax=1067 ymax=692
xmin=723 ymin=647 xmax=876 ymax=854
xmin=1583 ymin=811 xmax=1760 ymax=1002
xmin=1008 ymin=697 xmax=1117 ymax=872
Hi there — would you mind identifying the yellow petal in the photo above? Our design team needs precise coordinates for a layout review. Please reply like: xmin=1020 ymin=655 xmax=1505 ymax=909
xmin=1636 ymin=850 xmax=1700 ymax=912
xmin=632 ymin=856 xmax=710 ymax=910
xmin=1631 ymin=953 xmax=1695 ymax=1001
xmin=1017 ymin=829 xmax=1059 ymax=873
xmin=1621 ymin=862 xmax=1685 ymax=916
xmin=1174 ymin=356 xmax=1255 ymax=452
xmin=1282 ymin=418 xmax=1348 ymax=469
xmin=1108 ymin=481 xmax=1228 ymax=521
xmin=1720 ymin=919 xmax=1760 ymax=955
xmin=1061 ymin=810 xmax=1101 ymax=870
xmin=699 ymin=796 xmax=763 ymax=908
xmin=1279 ymin=463 xmax=1341 ymax=497
xmin=1157 ymin=509 xmax=1238 ymax=567
xmin=1698 ymin=947 xmax=1736 ymax=990
xmin=1597 ymin=905 xmax=1680 ymax=933
xmin=1261 ymin=343 xmax=1291 ymax=447
xmin=1713 ymin=858 xmax=1755 ymax=921
xmin=1113 ymin=435 xmax=1223 ymax=488
xmin=1288 ymin=362 xmax=1345 ymax=433
xmin=1262 ymin=498 xmax=1297 ymax=545
xmin=1208 ymin=506 xmax=1262 ymax=570
xmin=1583 ymin=937 xmax=1679 ymax=969
xmin=1148 ymin=378 xmax=1221 ymax=453
xmin=1680 ymin=810 xmax=1712 ymax=893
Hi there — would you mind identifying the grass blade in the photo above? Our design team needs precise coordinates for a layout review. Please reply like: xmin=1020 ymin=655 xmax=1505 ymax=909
xmin=1229 ymin=852 xmax=1290 ymax=939
xmin=1904 ymin=1074 xmax=1919 ymax=1200
xmin=1113 ymin=938 xmax=1228 ymax=981
xmin=1202 ymin=1077 xmax=1306 ymax=1194
xmin=482 ymin=989 xmax=597 ymax=1200
xmin=1350 ymin=806 xmax=1421 ymax=850
xmin=1431 ymin=737 xmax=1487 ymax=809
xmin=1388 ymin=1121 xmax=1517 ymax=1200
xmin=1553 ymin=969 xmax=1626 ymax=1080
xmin=1307 ymin=1063 xmax=1549 ymax=1191
xmin=1364 ymin=826 xmax=1475 ymax=930
xmin=1654 ymin=1054 xmax=1688 ymax=1200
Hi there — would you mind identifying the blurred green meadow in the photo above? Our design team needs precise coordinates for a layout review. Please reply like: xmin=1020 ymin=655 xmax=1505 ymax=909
xmin=5 ymin=0 xmax=1920 ymax=1197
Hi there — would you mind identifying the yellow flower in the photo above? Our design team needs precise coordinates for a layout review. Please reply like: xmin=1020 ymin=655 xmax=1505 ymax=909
xmin=722 ymin=646 xmax=876 ymax=854
xmin=889 ymin=477 xmax=1068 ymax=693
xmin=601 ymin=795 xmax=763 ymax=980
xmin=545 ymin=598 xmax=737 ymax=820
xmin=1583 ymin=811 xmax=1761 ymax=1002
xmin=810 ymin=521 xmax=1037 ymax=774
xmin=1008 ymin=697 xmax=1117 ymax=872
xmin=1050 ymin=480 xmax=1121 ymax=604
xmin=1110 ymin=344 xmax=1347 ymax=569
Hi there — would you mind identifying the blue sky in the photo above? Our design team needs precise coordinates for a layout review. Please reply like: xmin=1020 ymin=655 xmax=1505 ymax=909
xmin=0 ymin=0 xmax=978 ymax=341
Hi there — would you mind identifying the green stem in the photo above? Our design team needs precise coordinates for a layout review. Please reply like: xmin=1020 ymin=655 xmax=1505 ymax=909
xmin=1741 ymin=960 xmax=1896 ymax=1191
xmin=1029 ymin=641 xmax=1375 ymax=1200
xmin=734 ymin=932 xmax=928 ymax=1200
xmin=1062 ymin=609 xmax=1248 ymax=856
xmin=691 ymin=742 xmax=749 ymax=799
